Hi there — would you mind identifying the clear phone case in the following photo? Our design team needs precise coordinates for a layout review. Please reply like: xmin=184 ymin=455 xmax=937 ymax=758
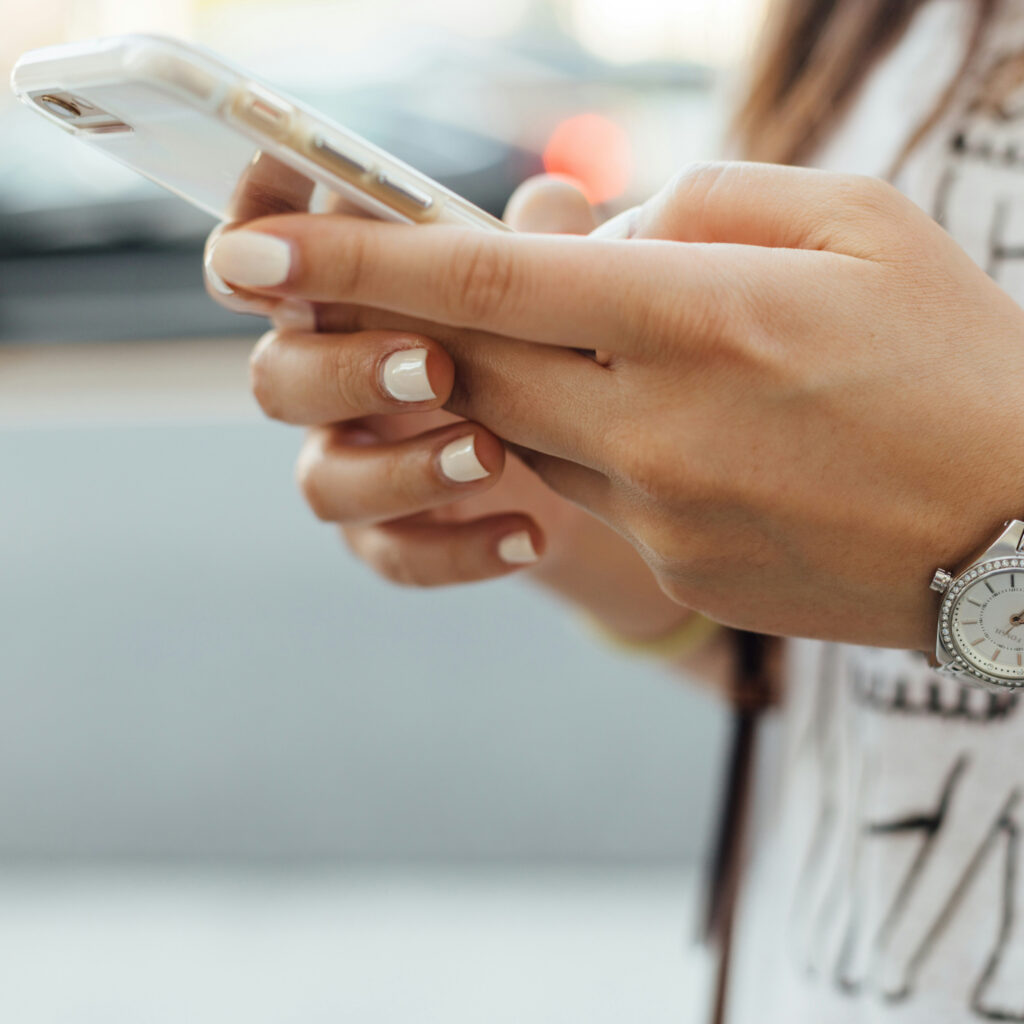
xmin=11 ymin=34 xmax=510 ymax=231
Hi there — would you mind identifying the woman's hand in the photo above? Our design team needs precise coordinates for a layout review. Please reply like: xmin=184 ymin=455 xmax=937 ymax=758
xmin=239 ymin=178 xmax=604 ymax=587
xmin=208 ymin=162 xmax=1024 ymax=653
xmin=206 ymin=176 xmax=703 ymax=643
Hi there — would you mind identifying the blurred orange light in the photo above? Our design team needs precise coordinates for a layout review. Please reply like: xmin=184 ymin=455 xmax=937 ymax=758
xmin=542 ymin=113 xmax=632 ymax=205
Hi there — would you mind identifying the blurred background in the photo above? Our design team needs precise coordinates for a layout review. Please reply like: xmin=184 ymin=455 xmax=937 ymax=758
xmin=0 ymin=1 xmax=765 ymax=1021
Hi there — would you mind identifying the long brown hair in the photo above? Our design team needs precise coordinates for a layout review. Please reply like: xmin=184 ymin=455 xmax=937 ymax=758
xmin=731 ymin=0 xmax=999 ymax=169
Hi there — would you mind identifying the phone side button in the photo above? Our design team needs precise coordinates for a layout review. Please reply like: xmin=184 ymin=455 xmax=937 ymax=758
xmin=310 ymin=133 xmax=372 ymax=179
xmin=374 ymin=173 xmax=436 ymax=219
xmin=233 ymin=84 xmax=292 ymax=139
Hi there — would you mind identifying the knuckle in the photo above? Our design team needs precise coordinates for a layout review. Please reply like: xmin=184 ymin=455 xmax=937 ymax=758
xmin=448 ymin=539 xmax=482 ymax=582
xmin=831 ymin=174 xmax=906 ymax=231
xmin=652 ymin=161 xmax=739 ymax=237
xmin=349 ymin=527 xmax=482 ymax=589
xmin=331 ymin=226 xmax=371 ymax=297
xmin=295 ymin=450 xmax=335 ymax=522
xmin=442 ymin=237 xmax=521 ymax=323
xmin=249 ymin=334 xmax=284 ymax=420
xmin=378 ymin=450 xmax=424 ymax=510
xmin=326 ymin=342 xmax=364 ymax=415
xmin=301 ymin=476 xmax=334 ymax=522
xmin=822 ymin=175 xmax=916 ymax=259
xmin=666 ymin=161 xmax=732 ymax=209
xmin=370 ymin=542 xmax=412 ymax=585
xmin=364 ymin=533 xmax=428 ymax=588
xmin=632 ymin=274 xmax=724 ymax=352
xmin=848 ymin=174 xmax=901 ymax=214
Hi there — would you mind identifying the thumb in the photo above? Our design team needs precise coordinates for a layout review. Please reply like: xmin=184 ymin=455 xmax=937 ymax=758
xmin=633 ymin=161 xmax=909 ymax=254
xmin=503 ymin=175 xmax=598 ymax=234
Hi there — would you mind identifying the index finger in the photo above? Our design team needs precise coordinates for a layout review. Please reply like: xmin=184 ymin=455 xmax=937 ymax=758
xmin=207 ymin=151 xmax=383 ymax=311
xmin=207 ymin=214 xmax=706 ymax=354
xmin=227 ymin=151 xmax=316 ymax=221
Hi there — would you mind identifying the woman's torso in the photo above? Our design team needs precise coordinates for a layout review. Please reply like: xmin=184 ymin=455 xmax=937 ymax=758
xmin=730 ymin=2 xmax=1024 ymax=1021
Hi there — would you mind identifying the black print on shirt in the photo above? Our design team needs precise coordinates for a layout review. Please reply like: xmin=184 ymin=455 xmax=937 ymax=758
xmin=788 ymin=645 xmax=1024 ymax=1019
xmin=933 ymin=162 xmax=1024 ymax=280
xmin=850 ymin=661 xmax=1019 ymax=722
xmin=931 ymin=49 xmax=1024 ymax=281
xmin=882 ymin=783 xmax=1023 ymax=1020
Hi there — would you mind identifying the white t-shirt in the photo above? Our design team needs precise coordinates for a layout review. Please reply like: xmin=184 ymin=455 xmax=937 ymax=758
xmin=729 ymin=3 xmax=1024 ymax=1022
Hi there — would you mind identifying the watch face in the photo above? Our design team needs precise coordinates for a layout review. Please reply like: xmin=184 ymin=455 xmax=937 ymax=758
xmin=943 ymin=560 xmax=1024 ymax=685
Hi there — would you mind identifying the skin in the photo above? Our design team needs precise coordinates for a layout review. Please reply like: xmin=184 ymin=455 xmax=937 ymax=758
xmin=207 ymin=174 xmax=712 ymax=658
xmin=207 ymin=161 xmax=1024 ymax=655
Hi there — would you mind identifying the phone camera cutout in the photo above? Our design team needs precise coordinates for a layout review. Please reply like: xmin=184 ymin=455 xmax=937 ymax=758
xmin=32 ymin=91 xmax=131 ymax=134
xmin=38 ymin=94 xmax=81 ymax=119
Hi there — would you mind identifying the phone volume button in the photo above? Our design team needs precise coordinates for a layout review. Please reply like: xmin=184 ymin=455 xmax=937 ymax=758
xmin=310 ymin=133 xmax=372 ymax=179
xmin=374 ymin=173 xmax=435 ymax=215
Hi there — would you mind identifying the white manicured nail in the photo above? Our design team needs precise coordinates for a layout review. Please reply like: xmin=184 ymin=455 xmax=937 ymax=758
xmin=382 ymin=348 xmax=435 ymax=403
xmin=273 ymin=299 xmax=317 ymax=332
xmin=440 ymin=435 xmax=489 ymax=483
xmin=204 ymin=224 xmax=235 ymax=295
xmin=209 ymin=230 xmax=292 ymax=287
xmin=204 ymin=247 xmax=235 ymax=295
xmin=498 ymin=531 xmax=539 ymax=565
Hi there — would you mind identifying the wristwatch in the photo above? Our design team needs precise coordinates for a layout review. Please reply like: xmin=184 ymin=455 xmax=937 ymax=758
xmin=930 ymin=519 xmax=1024 ymax=691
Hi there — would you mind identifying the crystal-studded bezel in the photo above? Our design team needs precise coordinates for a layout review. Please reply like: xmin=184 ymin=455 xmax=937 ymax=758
xmin=941 ymin=558 xmax=1024 ymax=688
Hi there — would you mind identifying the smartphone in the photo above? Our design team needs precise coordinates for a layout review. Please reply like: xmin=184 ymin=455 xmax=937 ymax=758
xmin=11 ymin=34 xmax=510 ymax=232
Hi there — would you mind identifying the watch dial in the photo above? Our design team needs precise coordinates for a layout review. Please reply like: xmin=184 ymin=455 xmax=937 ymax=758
xmin=948 ymin=567 xmax=1024 ymax=681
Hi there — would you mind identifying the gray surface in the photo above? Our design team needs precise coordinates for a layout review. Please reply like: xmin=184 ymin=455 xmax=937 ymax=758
xmin=0 ymin=246 xmax=253 ymax=344
xmin=0 ymin=866 xmax=710 ymax=1024
xmin=0 ymin=421 xmax=726 ymax=863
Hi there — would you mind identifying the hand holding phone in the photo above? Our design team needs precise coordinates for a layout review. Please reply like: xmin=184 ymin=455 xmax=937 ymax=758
xmin=13 ymin=34 xmax=617 ymax=590
xmin=236 ymin=175 xmax=599 ymax=584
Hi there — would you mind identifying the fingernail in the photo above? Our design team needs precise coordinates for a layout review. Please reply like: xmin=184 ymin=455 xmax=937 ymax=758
xmin=440 ymin=435 xmax=489 ymax=483
xmin=204 ymin=246 xmax=236 ymax=295
xmin=498 ymin=530 xmax=539 ymax=565
xmin=382 ymin=348 xmax=435 ymax=403
xmin=273 ymin=299 xmax=317 ymax=332
xmin=209 ymin=230 xmax=292 ymax=287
